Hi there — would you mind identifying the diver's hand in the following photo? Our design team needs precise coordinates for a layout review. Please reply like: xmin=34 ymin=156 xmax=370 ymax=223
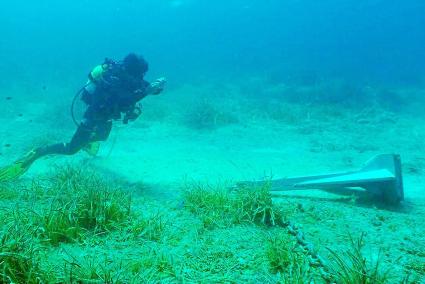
xmin=149 ymin=77 xmax=166 ymax=95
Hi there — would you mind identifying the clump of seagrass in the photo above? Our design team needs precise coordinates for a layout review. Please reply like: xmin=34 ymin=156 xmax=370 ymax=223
xmin=0 ymin=211 xmax=54 ymax=283
xmin=266 ymin=231 xmax=314 ymax=283
xmin=183 ymin=183 xmax=236 ymax=229
xmin=35 ymin=201 xmax=80 ymax=245
xmin=405 ymin=261 xmax=425 ymax=279
xmin=63 ymin=255 xmax=123 ymax=283
xmin=183 ymin=181 xmax=284 ymax=229
xmin=235 ymin=181 xmax=284 ymax=226
xmin=185 ymin=99 xmax=238 ymax=130
xmin=327 ymin=233 xmax=393 ymax=283
xmin=34 ymin=166 xmax=131 ymax=245
xmin=128 ymin=212 xmax=167 ymax=242
xmin=266 ymin=232 xmax=299 ymax=273
xmin=128 ymin=248 xmax=177 ymax=281
xmin=0 ymin=182 xmax=20 ymax=200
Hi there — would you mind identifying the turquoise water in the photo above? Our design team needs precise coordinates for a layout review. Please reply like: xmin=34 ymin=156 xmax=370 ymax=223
xmin=1 ymin=1 xmax=424 ymax=88
xmin=0 ymin=1 xmax=424 ymax=283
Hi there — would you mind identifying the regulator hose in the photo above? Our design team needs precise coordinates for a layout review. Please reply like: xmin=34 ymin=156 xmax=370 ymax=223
xmin=70 ymin=83 xmax=90 ymax=127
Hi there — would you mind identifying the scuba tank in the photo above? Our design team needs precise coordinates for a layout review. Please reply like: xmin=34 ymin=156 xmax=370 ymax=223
xmin=70 ymin=58 xmax=117 ymax=126
xmin=82 ymin=58 xmax=116 ymax=104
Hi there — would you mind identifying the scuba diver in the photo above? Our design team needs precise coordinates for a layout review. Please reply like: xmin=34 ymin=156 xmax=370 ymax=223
xmin=0 ymin=53 xmax=166 ymax=181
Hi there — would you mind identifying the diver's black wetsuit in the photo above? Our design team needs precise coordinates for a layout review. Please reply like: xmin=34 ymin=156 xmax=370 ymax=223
xmin=29 ymin=61 xmax=150 ymax=162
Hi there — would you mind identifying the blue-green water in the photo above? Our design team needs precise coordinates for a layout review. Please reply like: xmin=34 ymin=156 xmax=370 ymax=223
xmin=1 ymin=0 xmax=424 ymax=89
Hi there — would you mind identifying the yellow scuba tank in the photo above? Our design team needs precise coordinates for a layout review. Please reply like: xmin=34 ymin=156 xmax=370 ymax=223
xmin=84 ymin=63 xmax=109 ymax=95
xmin=90 ymin=64 xmax=109 ymax=82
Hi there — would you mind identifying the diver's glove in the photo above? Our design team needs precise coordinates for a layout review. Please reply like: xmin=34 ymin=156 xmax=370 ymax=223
xmin=149 ymin=77 xmax=167 ymax=95
xmin=123 ymin=104 xmax=142 ymax=124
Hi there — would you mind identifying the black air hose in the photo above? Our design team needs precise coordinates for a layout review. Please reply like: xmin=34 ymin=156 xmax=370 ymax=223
xmin=70 ymin=83 xmax=90 ymax=127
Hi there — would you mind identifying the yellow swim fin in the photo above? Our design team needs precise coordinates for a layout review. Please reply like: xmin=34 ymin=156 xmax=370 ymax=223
xmin=83 ymin=142 xmax=100 ymax=156
xmin=0 ymin=150 xmax=37 ymax=182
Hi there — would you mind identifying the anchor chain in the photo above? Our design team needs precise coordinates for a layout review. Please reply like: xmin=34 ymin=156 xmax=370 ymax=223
xmin=282 ymin=220 xmax=334 ymax=282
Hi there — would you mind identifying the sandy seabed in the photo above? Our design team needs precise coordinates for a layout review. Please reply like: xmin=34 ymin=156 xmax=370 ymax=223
xmin=1 ymin=82 xmax=424 ymax=282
